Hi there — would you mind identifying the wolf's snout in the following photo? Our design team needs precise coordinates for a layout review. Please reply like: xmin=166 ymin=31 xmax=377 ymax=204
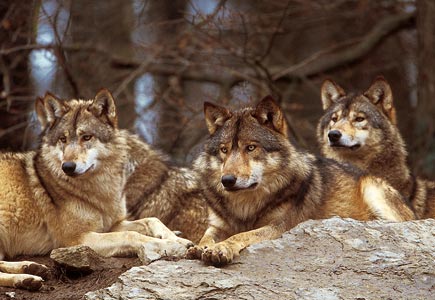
xmin=221 ymin=174 xmax=237 ymax=188
xmin=62 ymin=162 xmax=77 ymax=175
xmin=328 ymin=130 xmax=342 ymax=143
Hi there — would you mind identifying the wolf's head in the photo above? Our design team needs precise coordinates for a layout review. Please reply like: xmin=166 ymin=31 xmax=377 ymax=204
xmin=35 ymin=89 xmax=118 ymax=178
xmin=200 ymin=96 xmax=291 ymax=193
xmin=317 ymin=77 xmax=397 ymax=162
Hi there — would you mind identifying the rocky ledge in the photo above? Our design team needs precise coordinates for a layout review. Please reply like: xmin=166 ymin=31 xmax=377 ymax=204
xmin=85 ymin=217 xmax=435 ymax=300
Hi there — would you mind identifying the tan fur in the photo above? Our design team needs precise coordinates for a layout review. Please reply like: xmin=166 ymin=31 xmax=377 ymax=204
xmin=187 ymin=96 xmax=415 ymax=266
xmin=0 ymin=90 xmax=192 ymax=291
xmin=124 ymin=136 xmax=208 ymax=243
xmin=317 ymin=77 xmax=435 ymax=219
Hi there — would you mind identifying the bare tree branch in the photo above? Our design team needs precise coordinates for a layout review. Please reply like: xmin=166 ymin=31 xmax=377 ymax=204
xmin=273 ymin=11 xmax=415 ymax=80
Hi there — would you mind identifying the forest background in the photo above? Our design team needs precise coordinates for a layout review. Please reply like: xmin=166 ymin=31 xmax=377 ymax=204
xmin=1 ymin=0 xmax=434 ymax=177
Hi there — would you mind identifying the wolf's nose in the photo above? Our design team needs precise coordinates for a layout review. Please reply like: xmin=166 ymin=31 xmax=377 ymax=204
xmin=221 ymin=175 xmax=237 ymax=188
xmin=328 ymin=130 xmax=342 ymax=143
xmin=62 ymin=162 xmax=77 ymax=175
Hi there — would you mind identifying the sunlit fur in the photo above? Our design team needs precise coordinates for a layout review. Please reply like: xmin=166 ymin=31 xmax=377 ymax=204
xmin=187 ymin=96 xmax=415 ymax=267
xmin=318 ymin=77 xmax=435 ymax=219
xmin=0 ymin=90 xmax=192 ymax=291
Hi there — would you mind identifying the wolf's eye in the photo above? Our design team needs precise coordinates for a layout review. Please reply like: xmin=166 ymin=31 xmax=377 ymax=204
xmin=331 ymin=116 xmax=338 ymax=123
xmin=59 ymin=136 xmax=67 ymax=143
xmin=355 ymin=117 xmax=365 ymax=122
xmin=82 ymin=134 xmax=93 ymax=141
xmin=220 ymin=147 xmax=228 ymax=154
xmin=247 ymin=145 xmax=256 ymax=152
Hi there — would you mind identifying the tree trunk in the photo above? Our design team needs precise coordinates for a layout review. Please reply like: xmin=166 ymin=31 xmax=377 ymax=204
xmin=414 ymin=0 xmax=435 ymax=177
xmin=67 ymin=0 xmax=136 ymax=129
xmin=0 ymin=1 xmax=37 ymax=150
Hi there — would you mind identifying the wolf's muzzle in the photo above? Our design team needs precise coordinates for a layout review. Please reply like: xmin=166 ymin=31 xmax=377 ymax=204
xmin=328 ymin=130 xmax=342 ymax=143
xmin=62 ymin=162 xmax=76 ymax=176
xmin=221 ymin=174 xmax=237 ymax=188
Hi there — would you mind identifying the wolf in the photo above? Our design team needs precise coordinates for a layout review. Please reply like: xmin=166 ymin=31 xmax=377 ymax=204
xmin=317 ymin=77 xmax=435 ymax=219
xmin=0 ymin=89 xmax=193 ymax=291
xmin=124 ymin=140 xmax=208 ymax=244
xmin=186 ymin=96 xmax=415 ymax=266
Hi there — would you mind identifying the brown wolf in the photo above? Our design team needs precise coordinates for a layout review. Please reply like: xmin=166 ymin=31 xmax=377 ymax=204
xmin=317 ymin=77 xmax=435 ymax=219
xmin=0 ymin=89 xmax=193 ymax=291
xmin=186 ymin=96 xmax=415 ymax=266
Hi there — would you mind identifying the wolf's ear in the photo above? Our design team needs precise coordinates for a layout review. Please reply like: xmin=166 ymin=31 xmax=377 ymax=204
xmin=364 ymin=77 xmax=396 ymax=123
xmin=253 ymin=95 xmax=288 ymax=137
xmin=35 ymin=92 xmax=65 ymax=130
xmin=89 ymin=88 xmax=118 ymax=128
xmin=204 ymin=102 xmax=232 ymax=135
xmin=321 ymin=79 xmax=346 ymax=110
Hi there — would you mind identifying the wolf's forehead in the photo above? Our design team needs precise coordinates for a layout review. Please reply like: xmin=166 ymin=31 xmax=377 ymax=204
xmin=57 ymin=105 xmax=99 ymax=133
xmin=334 ymin=95 xmax=371 ymax=116
xmin=220 ymin=112 xmax=272 ymax=144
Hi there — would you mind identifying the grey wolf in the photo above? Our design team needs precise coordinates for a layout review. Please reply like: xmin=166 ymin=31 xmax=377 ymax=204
xmin=186 ymin=96 xmax=415 ymax=266
xmin=317 ymin=76 xmax=435 ymax=219
xmin=0 ymin=89 xmax=192 ymax=291
xmin=124 ymin=140 xmax=208 ymax=244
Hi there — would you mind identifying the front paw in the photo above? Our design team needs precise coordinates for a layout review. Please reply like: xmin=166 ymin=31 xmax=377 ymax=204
xmin=201 ymin=242 xmax=237 ymax=266
xmin=185 ymin=245 xmax=204 ymax=260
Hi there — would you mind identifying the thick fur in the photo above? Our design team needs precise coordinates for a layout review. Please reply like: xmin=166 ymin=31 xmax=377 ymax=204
xmin=317 ymin=77 xmax=435 ymax=219
xmin=187 ymin=96 xmax=415 ymax=266
xmin=0 ymin=90 xmax=192 ymax=291
xmin=124 ymin=139 xmax=208 ymax=243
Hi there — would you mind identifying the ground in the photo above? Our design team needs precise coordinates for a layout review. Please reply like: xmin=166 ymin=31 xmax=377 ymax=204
xmin=0 ymin=255 xmax=141 ymax=300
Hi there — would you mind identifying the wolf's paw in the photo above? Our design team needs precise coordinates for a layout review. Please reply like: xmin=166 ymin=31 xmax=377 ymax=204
xmin=171 ymin=237 xmax=194 ymax=249
xmin=23 ymin=262 xmax=50 ymax=279
xmin=14 ymin=274 xmax=43 ymax=291
xmin=185 ymin=245 xmax=203 ymax=260
xmin=201 ymin=243 xmax=237 ymax=266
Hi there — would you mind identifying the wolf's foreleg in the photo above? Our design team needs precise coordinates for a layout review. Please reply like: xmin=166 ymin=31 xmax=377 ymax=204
xmin=186 ymin=226 xmax=221 ymax=259
xmin=77 ymin=231 xmax=190 ymax=258
xmin=110 ymin=218 xmax=193 ymax=247
xmin=360 ymin=176 xmax=416 ymax=221
xmin=201 ymin=224 xmax=284 ymax=266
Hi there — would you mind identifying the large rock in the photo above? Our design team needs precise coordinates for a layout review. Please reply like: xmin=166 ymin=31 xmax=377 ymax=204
xmin=85 ymin=218 xmax=435 ymax=299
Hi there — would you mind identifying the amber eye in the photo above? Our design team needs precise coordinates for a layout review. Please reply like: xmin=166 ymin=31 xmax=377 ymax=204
xmin=82 ymin=134 xmax=93 ymax=141
xmin=331 ymin=116 xmax=338 ymax=123
xmin=355 ymin=117 xmax=365 ymax=122
xmin=59 ymin=136 xmax=67 ymax=143
xmin=220 ymin=147 xmax=228 ymax=154
xmin=247 ymin=145 xmax=256 ymax=152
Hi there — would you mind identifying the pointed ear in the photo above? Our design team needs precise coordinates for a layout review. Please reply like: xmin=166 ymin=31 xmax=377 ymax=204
xmin=89 ymin=88 xmax=118 ymax=127
xmin=203 ymin=102 xmax=232 ymax=135
xmin=321 ymin=79 xmax=346 ymax=110
xmin=35 ymin=92 xmax=65 ymax=130
xmin=253 ymin=95 xmax=288 ymax=137
xmin=364 ymin=77 xmax=396 ymax=123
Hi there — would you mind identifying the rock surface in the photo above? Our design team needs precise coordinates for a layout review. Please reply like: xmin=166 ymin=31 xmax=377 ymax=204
xmin=85 ymin=218 xmax=435 ymax=300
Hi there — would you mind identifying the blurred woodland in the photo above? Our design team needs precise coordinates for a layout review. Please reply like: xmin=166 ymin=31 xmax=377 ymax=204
xmin=1 ymin=0 xmax=434 ymax=177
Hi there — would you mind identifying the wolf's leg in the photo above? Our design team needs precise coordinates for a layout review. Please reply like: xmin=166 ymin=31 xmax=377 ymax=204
xmin=361 ymin=176 xmax=416 ymax=221
xmin=78 ymin=231 xmax=190 ymax=258
xmin=0 ymin=261 xmax=49 ymax=278
xmin=186 ymin=226 xmax=233 ymax=260
xmin=201 ymin=224 xmax=284 ymax=266
xmin=0 ymin=271 xmax=43 ymax=291
xmin=110 ymin=218 xmax=193 ymax=247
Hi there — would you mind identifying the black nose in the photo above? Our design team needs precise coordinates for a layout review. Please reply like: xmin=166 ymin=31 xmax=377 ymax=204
xmin=62 ymin=162 xmax=77 ymax=175
xmin=221 ymin=174 xmax=237 ymax=188
xmin=328 ymin=130 xmax=342 ymax=143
